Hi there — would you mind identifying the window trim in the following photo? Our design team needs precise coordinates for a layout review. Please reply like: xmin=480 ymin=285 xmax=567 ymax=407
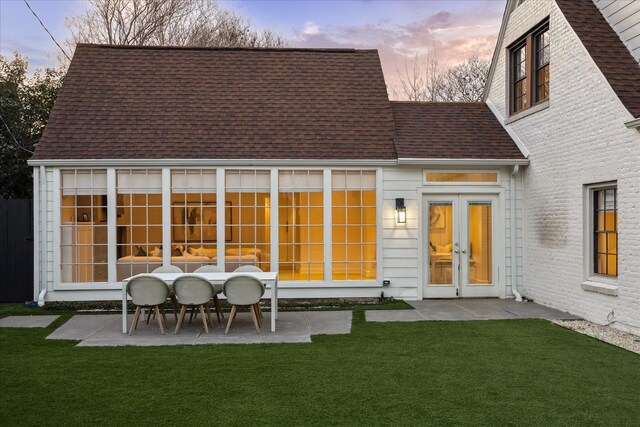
xmin=585 ymin=182 xmax=618 ymax=284
xmin=422 ymin=169 xmax=501 ymax=186
xmin=508 ymin=19 xmax=549 ymax=116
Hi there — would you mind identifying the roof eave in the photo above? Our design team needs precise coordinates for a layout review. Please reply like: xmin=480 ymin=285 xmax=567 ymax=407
xmin=624 ymin=117 xmax=640 ymax=129
xmin=397 ymin=158 xmax=529 ymax=166
xmin=27 ymin=158 xmax=400 ymax=167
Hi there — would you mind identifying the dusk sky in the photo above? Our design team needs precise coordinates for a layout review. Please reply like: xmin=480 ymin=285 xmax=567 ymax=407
xmin=0 ymin=0 xmax=506 ymax=94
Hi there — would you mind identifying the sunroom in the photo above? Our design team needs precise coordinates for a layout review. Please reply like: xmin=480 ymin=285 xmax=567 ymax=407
xmin=54 ymin=167 xmax=379 ymax=296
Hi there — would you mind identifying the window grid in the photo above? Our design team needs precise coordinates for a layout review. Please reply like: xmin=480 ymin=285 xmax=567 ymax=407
xmin=225 ymin=170 xmax=271 ymax=271
xmin=116 ymin=169 xmax=163 ymax=280
xmin=512 ymin=43 xmax=528 ymax=113
xmin=278 ymin=170 xmax=324 ymax=281
xmin=60 ymin=170 xmax=108 ymax=283
xmin=593 ymin=187 xmax=617 ymax=277
xmin=331 ymin=170 xmax=377 ymax=281
xmin=171 ymin=169 xmax=217 ymax=272
xmin=534 ymin=28 xmax=550 ymax=102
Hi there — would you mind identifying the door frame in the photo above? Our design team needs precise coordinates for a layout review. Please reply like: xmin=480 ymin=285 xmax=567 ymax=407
xmin=417 ymin=186 xmax=506 ymax=300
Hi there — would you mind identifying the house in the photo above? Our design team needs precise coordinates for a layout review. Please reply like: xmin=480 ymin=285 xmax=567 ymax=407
xmin=28 ymin=0 xmax=640 ymax=334
xmin=483 ymin=0 xmax=640 ymax=334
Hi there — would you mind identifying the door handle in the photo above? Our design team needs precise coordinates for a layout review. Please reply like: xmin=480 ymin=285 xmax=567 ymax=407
xmin=461 ymin=249 xmax=467 ymax=254
xmin=454 ymin=249 xmax=459 ymax=254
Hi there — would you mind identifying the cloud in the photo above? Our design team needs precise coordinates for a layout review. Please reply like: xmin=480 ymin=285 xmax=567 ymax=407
xmin=291 ymin=4 xmax=503 ymax=99
xmin=303 ymin=21 xmax=320 ymax=35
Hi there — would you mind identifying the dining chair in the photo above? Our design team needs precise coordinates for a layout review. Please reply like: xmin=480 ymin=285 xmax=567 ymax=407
xmin=126 ymin=274 xmax=170 ymax=335
xmin=152 ymin=265 xmax=183 ymax=321
xmin=223 ymin=275 xmax=265 ymax=334
xmin=194 ymin=265 xmax=225 ymax=322
xmin=173 ymin=274 xmax=215 ymax=334
xmin=233 ymin=265 xmax=264 ymax=325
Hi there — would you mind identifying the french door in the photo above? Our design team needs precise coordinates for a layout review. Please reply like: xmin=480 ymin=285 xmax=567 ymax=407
xmin=423 ymin=194 xmax=499 ymax=298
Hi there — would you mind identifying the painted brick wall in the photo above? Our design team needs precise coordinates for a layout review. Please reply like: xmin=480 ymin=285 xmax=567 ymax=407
xmin=486 ymin=0 xmax=640 ymax=334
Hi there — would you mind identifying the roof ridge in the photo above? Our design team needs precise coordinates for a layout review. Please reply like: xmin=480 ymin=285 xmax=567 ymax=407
xmin=75 ymin=43 xmax=378 ymax=53
xmin=390 ymin=101 xmax=485 ymax=105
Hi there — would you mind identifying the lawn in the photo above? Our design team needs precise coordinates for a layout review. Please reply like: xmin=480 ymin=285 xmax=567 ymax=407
xmin=1 ymin=307 xmax=639 ymax=426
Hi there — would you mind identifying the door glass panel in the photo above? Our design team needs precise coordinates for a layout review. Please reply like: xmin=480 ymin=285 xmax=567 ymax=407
xmin=468 ymin=202 xmax=492 ymax=285
xmin=428 ymin=202 xmax=453 ymax=285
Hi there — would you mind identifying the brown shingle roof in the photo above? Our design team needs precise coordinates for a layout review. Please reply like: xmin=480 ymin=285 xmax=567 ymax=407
xmin=556 ymin=0 xmax=640 ymax=118
xmin=391 ymin=102 xmax=524 ymax=159
xmin=33 ymin=44 xmax=396 ymax=160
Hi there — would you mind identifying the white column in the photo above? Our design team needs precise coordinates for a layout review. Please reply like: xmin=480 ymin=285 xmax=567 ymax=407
xmin=107 ymin=168 xmax=117 ymax=283
xmin=51 ymin=168 xmax=61 ymax=287
xmin=323 ymin=168 xmax=332 ymax=282
xmin=216 ymin=168 xmax=225 ymax=270
xmin=376 ymin=168 xmax=383 ymax=283
xmin=162 ymin=168 xmax=171 ymax=266
xmin=32 ymin=167 xmax=40 ymax=299
xmin=270 ymin=169 xmax=279 ymax=274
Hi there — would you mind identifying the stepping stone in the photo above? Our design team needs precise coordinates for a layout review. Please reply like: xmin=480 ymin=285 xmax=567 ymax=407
xmin=0 ymin=315 xmax=59 ymax=328
xmin=305 ymin=311 xmax=352 ymax=335
xmin=366 ymin=310 xmax=425 ymax=322
xmin=47 ymin=314 xmax=120 ymax=340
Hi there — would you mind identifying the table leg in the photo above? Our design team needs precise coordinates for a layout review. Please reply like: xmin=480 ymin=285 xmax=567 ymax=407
xmin=122 ymin=282 xmax=128 ymax=334
xmin=271 ymin=278 xmax=278 ymax=332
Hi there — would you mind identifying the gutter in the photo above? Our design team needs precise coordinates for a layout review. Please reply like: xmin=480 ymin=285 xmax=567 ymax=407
xmin=510 ymin=165 xmax=522 ymax=301
xmin=27 ymin=158 xmax=400 ymax=167
xmin=397 ymin=158 xmax=529 ymax=166
xmin=624 ymin=117 xmax=640 ymax=129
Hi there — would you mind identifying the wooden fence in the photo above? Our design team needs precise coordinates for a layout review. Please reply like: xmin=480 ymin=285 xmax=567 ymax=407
xmin=0 ymin=199 xmax=34 ymax=302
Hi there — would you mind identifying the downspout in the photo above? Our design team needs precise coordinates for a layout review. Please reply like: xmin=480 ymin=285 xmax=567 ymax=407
xmin=510 ymin=165 xmax=522 ymax=301
xmin=38 ymin=165 xmax=47 ymax=306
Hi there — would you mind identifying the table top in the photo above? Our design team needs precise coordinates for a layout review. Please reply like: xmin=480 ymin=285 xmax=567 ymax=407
xmin=122 ymin=271 xmax=278 ymax=286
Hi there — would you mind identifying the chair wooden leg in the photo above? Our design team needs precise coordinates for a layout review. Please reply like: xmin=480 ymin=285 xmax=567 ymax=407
xmin=225 ymin=305 xmax=237 ymax=334
xmin=212 ymin=295 xmax=223 ymax=322
xmin=249 ymin=304 xmax=261 ymax=334
xmin=159 ymin=306 xmax=167 ymax=326
xmin=170 ymin=295 xmax=179 ymax=321
xmin=199 ymin=305 xmax=209 ymax=333
xmin=205 ymin=305 xmax=214 ymax=327
xmin=146 ymin=307 xmax=152 ymax=324
xmin=129 ymin=306 xmax=141 ymax=335
xmin=174 ymin=305 xmax=187 ymax=334
xmin=154 ymin=305 xmax=165 ymax=335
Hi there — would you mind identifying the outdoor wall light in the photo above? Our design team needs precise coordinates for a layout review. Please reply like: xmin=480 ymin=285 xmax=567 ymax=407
xmin=395 ymin=198 xmax=406 ymax=224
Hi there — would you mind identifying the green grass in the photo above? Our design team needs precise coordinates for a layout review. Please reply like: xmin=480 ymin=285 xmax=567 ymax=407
xmin=1 ymin=307 xmax=639 ymax=426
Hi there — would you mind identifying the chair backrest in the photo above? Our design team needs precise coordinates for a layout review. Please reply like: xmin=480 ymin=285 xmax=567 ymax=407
xmin=126 ymin=275 xmax=170 ymax=306
xmin=153 ymin=265 xmax=183 ymax=274
xmin=173 ymin=274 xmax=214 ymax=305
xmin=194 ymin=265 xmax=224 ymax=273
xmin=234 ymin=265 xmax=263 ymax=273
xmin=223 ymin=275 xmax=265 ymax=305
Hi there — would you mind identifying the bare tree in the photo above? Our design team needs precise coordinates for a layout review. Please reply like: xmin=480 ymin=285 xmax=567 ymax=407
xmin=62 ymin=0 xmax=287 ymax=63
xmin=393 ymin=51 xmax=490 ymax=102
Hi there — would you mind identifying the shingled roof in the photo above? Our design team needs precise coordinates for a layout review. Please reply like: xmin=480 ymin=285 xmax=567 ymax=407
xmin=32 ymin=44 xmax=397 ymax=160
xmin=556 ymin=0 xmax=640 ymax=119
xmin=391 ymin=102 xmax=525 ymax=159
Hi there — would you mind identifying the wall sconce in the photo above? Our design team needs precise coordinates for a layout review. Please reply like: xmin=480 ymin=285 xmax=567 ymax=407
xmin=395 ymin=198 xmax=406 ymax=224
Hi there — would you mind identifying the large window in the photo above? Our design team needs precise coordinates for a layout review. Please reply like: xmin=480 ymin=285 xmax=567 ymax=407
xmin=332 ymin=171 xmax=376 ymax=280
xmin=225 ymin=170 xmax=271 ymax=271
xmin=278 ymin=170 xmax=324 ymax=281
xmin=116 ymin=170 xmax=163 ymax=280
xmin=60 ymin=170 xmax=108 ymax=283
xmin=592 ymin=186 xmax=617 ymax=277
xmin=171 ymin=169 xmax=217 ymax=272
xmin=509 ymin=20 xmax=549 ymax=114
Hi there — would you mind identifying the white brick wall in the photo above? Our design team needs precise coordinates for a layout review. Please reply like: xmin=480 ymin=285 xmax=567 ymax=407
xmin=486 ymin=0 xmax=640 ymax=333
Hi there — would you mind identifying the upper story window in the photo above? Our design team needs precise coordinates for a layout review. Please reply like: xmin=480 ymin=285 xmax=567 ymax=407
xmin=509 ymin=20 xmax=549 ymax=115
xmin=592 ymin=185 xmax=617 ymax=277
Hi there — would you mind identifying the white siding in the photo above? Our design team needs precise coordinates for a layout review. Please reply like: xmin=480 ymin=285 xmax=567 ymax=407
xmin=45 ymin=168 xmax=54 ymax=292
xmin=486 ymin=0 xmax=640 ymax=333
xmin=594 ymin=0 xmax=640 ymax=63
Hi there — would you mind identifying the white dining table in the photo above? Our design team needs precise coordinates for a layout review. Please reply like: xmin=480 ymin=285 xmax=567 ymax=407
xmin=121 ymin=271 xmax=279 ymax=333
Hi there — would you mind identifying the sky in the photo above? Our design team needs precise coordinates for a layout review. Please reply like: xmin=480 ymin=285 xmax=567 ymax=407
xmin=0 ymin=0 xmax=506 ymax=94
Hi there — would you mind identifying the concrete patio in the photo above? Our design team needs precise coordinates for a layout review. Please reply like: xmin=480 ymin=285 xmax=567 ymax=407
xmin=47 ymin=310 xmax=352 ymax=346
xmin=365 ymin=299 xmax=581 ymax=322
xmin=0 ymin=315 xmax=59 ymax=328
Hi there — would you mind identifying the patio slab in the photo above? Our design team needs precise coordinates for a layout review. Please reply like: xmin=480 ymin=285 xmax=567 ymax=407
xmin=47 ymin=309 xmax=353 ymax=346
xmin=366 ymin=299 xmax=582 ymax=322
xmin=0 ymin=315 xmax=59 ymax=328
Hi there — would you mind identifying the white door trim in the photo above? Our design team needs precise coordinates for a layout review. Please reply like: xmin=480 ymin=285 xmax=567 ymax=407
xmin=417 ymin=186 xmax=505 ymax=300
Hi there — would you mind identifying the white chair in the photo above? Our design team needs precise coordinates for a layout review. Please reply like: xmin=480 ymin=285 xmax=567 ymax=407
xmin=173 ymin=274 xmax=215 ymax=334
xmin=126 ymin=274 xmax=170 ymax=335
xmin=194 ymin=265 xmax=225 ymax=322
xmin=223 ymin=275 xmax=265 ymax=334
xmin=152 ymin=265 xmax=183 ymax=320
xmin=233 ymin=265 xmax=264 ymax=325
